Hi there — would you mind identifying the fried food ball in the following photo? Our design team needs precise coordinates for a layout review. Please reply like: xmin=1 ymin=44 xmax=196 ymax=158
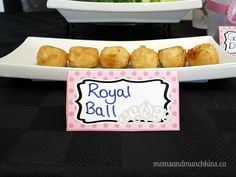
xmin=100 ymin=46 xmax=130 ymax=68
xmin=68 ymin=46 xmax=99 ymax=68
xmin=158 ymin=46 xmax=186 ymax=67
xmin=186 ymin=43 xmax=219 ymax=66
xmin=37 ymin=45 xmax=67 ymax=67
xmin=131 ymin=45 xmax=159 ymax=68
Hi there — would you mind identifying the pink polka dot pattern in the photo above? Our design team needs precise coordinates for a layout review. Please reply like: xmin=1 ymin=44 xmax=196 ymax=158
xmin=86 ymin=71 xmax=91 ymax=76
xmin=172 ymin=111 xmax=177 ymax=117
xmin=126 ymin=124 xmax=131 ymax=128
xmin=69 ymin=77 xmax=74 ymax=82
xmin=69 ymin=88 xmax=74 ymax=94
xmin=149 ymin=124 xmax=155 ymax=128
xmin=138 ymin=77 xmax=143 ymax=80
xmin=69 ymin=111 xmax=74 ymax=117
xmin=97 ymin=71 xmax=103 ymax=76
xmin=103 ymin=77 xmax=108 ymax=80
xmin=92 ymin=124 xmax=97 ymax=128
xmin=66 ymin=70 xmax=179 ymax=131
xmin=120 ymin=71 xmax=126 ymax=76
xmin=114 ymin=124 xmax=119 ymax=128
xmin=109 ymin=71 xmax=114 ymax=76
xmin=172 ymin=88 xmax=177 ymax=94
xmin=138 ymin=124 xmax=143 ymax=128
xmin=69 ymin=123 xmax=74 ymax=128
xmin=173 ymin=99 xmax=177 ymax=105
xmin=132 ymin=71 xmax=137 ymax=76
xmin=219 ymin=26 xmax=226 ymax=49
xmin=172 ymin=123 xmax=178 ymax=128
xmin=103 ymin=123 xmax=108 ymax=128
xmin=161 ymin=124 xmax=166 ymax=128
xmin=69 ymin=100 xmax=73 ymax=105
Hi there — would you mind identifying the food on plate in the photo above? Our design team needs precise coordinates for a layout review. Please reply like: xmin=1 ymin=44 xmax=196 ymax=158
xmin=158 ymin=46 xmax=186 ymax=67
xmin=131 ymin=45 xmax=159 ymax=68
xmin=37 ymin=45 xmax=68 ymax=67
xmin=186 ymin=43 xmax=219 ymax=66
xmin=68 ymin=46 xmax=99 ymax=68
xmin=100 ymin=46 xmax=130 ymax=68
xmin=36 ymin=42 xmax=220 ymax=68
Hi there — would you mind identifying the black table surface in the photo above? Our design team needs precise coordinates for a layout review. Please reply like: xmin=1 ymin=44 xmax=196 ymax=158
xmin=0 ymin=12 xmax=236 ymax=177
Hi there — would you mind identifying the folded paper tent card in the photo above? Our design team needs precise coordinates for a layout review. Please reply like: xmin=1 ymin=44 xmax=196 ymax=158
xmin=66 ymin=70 xmax=179 ymax=131
xmin=219 ymin=26 xmax=236 ymax=55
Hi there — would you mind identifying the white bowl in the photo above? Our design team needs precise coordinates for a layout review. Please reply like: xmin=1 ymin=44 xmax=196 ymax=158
xmin=47 ymin=0 xmax=202 ymax=23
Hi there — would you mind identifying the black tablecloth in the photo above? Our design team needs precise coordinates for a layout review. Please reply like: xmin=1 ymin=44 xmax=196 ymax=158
xmin=0 ymin=12 xmax=236 ymax=177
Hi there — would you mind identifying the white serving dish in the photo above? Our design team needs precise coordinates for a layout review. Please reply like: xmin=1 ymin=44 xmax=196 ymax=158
xmin=0 ymin=36 xmax=236 ymax=81
xmin=47 ymin=0 xmax=202 ymax=23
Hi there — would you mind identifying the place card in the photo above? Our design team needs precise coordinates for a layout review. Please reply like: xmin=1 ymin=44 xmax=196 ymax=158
xmin=219 ymin=26 xmax=236 ymax=55
xmin=66 ymin=70 xmax=179 ymax=131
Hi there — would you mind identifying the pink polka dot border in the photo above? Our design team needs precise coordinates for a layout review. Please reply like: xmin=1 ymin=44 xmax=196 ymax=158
xmin=66 ymin=70 xmax=179 ymax=131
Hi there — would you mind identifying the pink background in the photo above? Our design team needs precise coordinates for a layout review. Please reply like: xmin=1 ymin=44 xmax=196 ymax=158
xmin=66 ymin=70 xmax=179 ymax=131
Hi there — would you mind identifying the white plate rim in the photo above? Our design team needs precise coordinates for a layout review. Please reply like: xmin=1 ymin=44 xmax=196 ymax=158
xmin=0 ymin=36 xmax=236 ymax=82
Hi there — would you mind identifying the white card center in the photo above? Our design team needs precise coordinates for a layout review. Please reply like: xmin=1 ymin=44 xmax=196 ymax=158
xmin=75 ymin=79 xmax=171 ymax=124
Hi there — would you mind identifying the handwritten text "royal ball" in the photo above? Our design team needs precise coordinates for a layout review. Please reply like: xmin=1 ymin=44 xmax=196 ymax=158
xmin=88 ymin=83 xmax=131 ymax=104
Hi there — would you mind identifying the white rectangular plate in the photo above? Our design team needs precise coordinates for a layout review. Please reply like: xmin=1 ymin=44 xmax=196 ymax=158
xmin=0 ymin=36 xmax=236 ymax=82
xmin=47 ymin=0 xmax=202 ymax=23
